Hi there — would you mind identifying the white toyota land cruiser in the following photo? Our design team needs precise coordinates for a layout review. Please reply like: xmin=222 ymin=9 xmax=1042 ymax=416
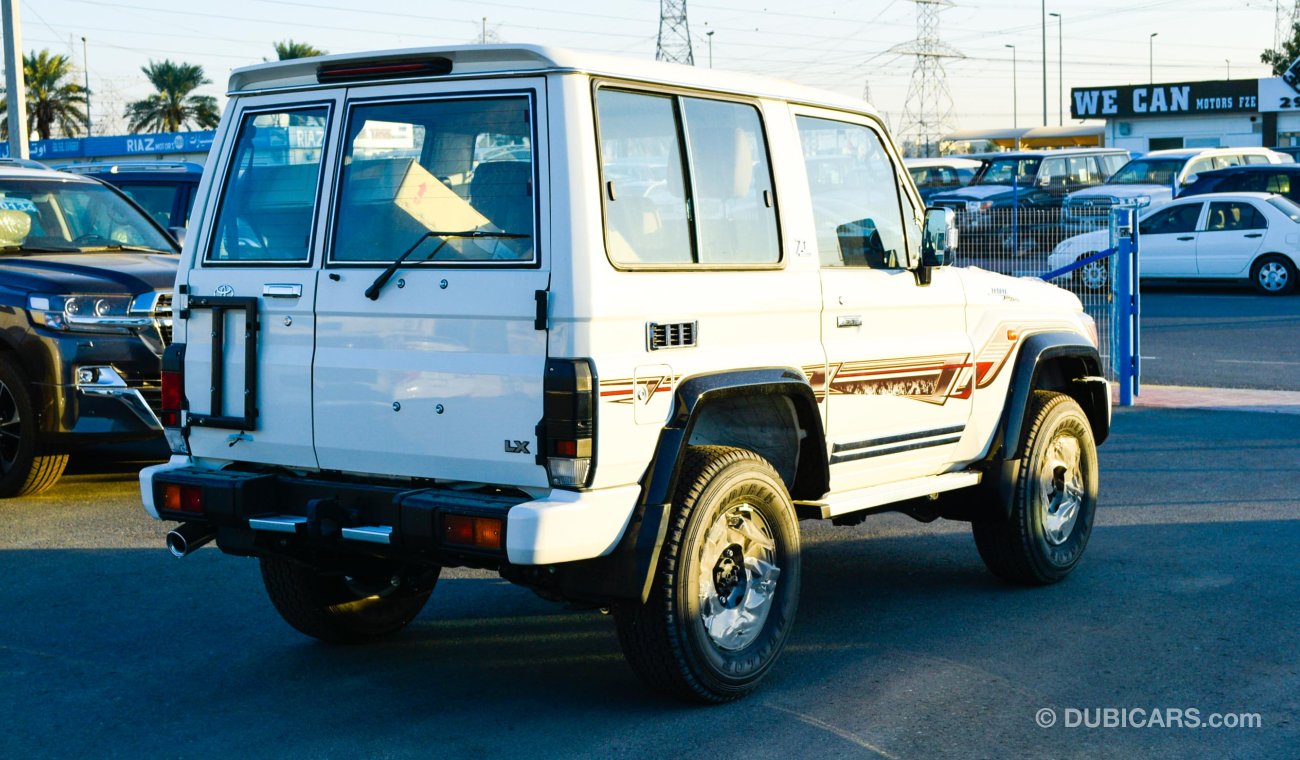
xmin=141 ymin=45 xmax=1110 ymax=703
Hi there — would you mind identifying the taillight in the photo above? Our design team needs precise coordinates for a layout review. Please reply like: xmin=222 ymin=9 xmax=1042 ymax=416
xmin=442 ymin=514 xmax=503 ymax=550
xmin=161 ymin=343 xmax=188 ymax=454
xmin=543 ymin=359 xmax=595 ymax=488
xmin=161 ymin=483 xmax=204 ymax=514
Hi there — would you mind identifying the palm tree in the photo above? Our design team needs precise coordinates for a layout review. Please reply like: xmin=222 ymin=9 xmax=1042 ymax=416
xmin=125 ymin=60 xmax=220 ymax=133
xmin=0 ymin=49 xmax=87 ymax=140
xmin=274 ymin=40 xmax=326 ymax=60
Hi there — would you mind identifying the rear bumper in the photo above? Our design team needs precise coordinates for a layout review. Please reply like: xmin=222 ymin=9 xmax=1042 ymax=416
xmin=140 ymin=459 xmax=639 ymax=567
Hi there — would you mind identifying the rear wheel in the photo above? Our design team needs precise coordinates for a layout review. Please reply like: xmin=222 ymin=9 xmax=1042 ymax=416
xmin=972 ymin=391 xmax=1098 ymax=585
xmin=614 ymin=446 xmax=800 ymax=703
xmin=0 ymin=361 xmax=68 ymax=498
xmin=1251 ymin=254 xmax=1296 ymax=295
xmin=260 ymin=557 xmax=438 ymax=644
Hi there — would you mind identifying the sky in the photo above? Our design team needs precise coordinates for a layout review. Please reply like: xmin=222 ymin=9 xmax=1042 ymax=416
xmin=10 ymin=0 xmax=1282 ymax=137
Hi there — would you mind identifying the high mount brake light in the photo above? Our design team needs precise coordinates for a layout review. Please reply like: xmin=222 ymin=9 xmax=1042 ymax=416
xmin=316 ymin=58 xmax=452 ymax=84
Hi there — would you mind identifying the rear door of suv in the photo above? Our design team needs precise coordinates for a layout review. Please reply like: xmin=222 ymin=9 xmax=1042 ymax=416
xmin=310 ymin=79 xmax=550 ymax=487
xmin=182 ymin=91 xmax=340 ymax=467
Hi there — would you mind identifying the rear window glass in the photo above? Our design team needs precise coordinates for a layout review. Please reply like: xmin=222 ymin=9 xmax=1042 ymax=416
xmin=207 ymin=106 xmax=328 ymax=263
xmin=596 ymin=88 xmax=780 ymax=267
xmin=332 ymin=96 xmax=535 ymax=264
xmin=1268 ymin=196 xmax=1300 ymax=222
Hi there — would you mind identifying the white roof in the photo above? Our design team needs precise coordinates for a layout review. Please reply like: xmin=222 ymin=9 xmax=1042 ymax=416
xmin=228 ymin=44 xmax=873 ymax=115
xmin=904 ymin=157 xmax=984 ymax=168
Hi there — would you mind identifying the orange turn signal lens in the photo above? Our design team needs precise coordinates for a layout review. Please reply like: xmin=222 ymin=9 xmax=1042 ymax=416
xmin=443 ymin=515 xmax=503 ymax=549
xmin=161 ymin=483 xmax=203 ymax=514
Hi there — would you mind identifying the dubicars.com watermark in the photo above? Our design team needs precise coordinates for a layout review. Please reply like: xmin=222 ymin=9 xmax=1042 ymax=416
xmin=1035 ymin=707 xmax=1262 ymax=730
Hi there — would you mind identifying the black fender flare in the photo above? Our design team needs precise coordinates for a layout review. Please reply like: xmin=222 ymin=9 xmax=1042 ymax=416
xmin=549 ymin=367 xmax=826 ymax=604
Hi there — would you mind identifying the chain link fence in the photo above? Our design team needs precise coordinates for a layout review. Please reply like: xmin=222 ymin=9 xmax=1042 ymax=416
xmin=938 ymin=205 xmax=1118 ymax=381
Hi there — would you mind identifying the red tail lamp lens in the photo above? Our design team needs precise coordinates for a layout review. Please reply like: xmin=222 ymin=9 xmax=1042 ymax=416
xmin=161 ymin=370 xmax=182 ymax=415
xmin=161 ymin=483 xmax=203 ymax=514
xmin=443 ymin=515 xmax=503 ymax=549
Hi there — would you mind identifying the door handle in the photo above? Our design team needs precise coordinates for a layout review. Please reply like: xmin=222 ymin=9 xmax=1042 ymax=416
xmin=1176 ymin=236 xmax=1195 ymax=241
xmin=262 ymin=283 xmax=303 ymax=298
xmin=1245 ymin=233 xmax=1264 ymax=238
xmin=837 ymin=315 xmax=862 ymax=328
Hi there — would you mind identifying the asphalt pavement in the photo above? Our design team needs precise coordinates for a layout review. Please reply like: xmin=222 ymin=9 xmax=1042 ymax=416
xmin=1 ymin=287 xmax=1297 ymax=758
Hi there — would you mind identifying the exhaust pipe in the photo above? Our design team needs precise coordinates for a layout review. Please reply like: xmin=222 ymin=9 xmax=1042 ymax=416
xmin=167 ymin=522 xmax=216 ymax=558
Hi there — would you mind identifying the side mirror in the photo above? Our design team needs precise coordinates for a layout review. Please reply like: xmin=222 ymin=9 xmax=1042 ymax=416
xmin=168 ymin=226 xmax=187 ymax=247
xmin=921 ymin=207 xmax=957 ymax=268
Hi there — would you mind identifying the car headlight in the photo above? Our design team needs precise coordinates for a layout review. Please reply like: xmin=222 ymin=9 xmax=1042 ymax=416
xmin=1132 ymin=195 xmax=1151 ymax=208
xmin=28 ymin=294 xmax=154 ymax=333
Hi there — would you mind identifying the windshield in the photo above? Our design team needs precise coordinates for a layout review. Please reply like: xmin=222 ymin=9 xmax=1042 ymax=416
xmin=0 ymin=177 xmax=176 ymax=253
xmin=974 ymin=157 xmax=1040 ymax=186
xmin=1107 ymin=159 xmax=1184 ymax=186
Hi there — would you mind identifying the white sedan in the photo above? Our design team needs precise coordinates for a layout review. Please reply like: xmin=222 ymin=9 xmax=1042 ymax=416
xmin=1047 ymin=192 xmax=1300 ymax=294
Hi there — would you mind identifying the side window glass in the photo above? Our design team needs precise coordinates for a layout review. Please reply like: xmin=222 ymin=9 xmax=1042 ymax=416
xmin=681 ymin=97 xmax=780 ymax=264
xmin=796 ymin=116 xmax=907 ymax=269
xmin=117 ymin=184 xmax=180 ymax=228
xmin=1207 ymin=201 xmax=1266 ymax=231
xmin=1141 ymin=203 xmax=1201 ymax=235
xmin=1039 ymin=157 xmax=1068 ymax=190
xmin=1244 ymin=154 xmax=1270 ymax=165
xmin=1185 ymin=158 xmax=1213 ymax=180
xmin=333 ymin=96 xmax=535 ymax=264
xmin=597 ymin=90 xmax=693 ymax=265
xmin=1266 ymin=173 xmax=1291 ymax=195
xmin=1067 ymin=156 xmax=1094 ymax=185
xmin=208 ymin=107 xmax=328 ymax=262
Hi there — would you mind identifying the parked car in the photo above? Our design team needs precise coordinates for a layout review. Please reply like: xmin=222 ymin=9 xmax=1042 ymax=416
xmin=139 ymin=44 xmax=1109 ymax=704
xmin=904 ymin=156 xmax=984 ymax=202
xmin=1047 ymin=192 xmax=1299 ymax=294
xmin=1269 ymin=145 xmax=1300 ymax=161
xmin=1179 ymin=164 xmax=1300 ymax=204
xmin=62 ymin=161 xmax=203 ymax=237
xmin=1062 ymin=147 xmax=1290 ymax=229
xmin=928 ymin=148 xmax=1129 ymax=254
xmin=0 ymin=165 xmax=179 ymax=496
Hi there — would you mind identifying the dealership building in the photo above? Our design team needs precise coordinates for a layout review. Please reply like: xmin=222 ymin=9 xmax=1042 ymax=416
xmin=1070 ymin=74 xmax=1300 ymax=153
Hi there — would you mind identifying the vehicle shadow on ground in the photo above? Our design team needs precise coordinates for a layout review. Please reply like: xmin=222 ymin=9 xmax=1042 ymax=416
xmin=3 ymin=509 xmax=1297 ymax=758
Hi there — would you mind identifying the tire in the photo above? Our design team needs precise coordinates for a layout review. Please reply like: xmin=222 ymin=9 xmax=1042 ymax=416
xmin=1250 ymin=254 xmax=1296 ymax=295
xmin=1074 ymin=254 xmax=1109 ymax=293
xmin=614 ymin=445 xmax=800 ymax=703
xmin=259 ymin=557 xmax=438 ymax=644
xmin=971 ymin=391 xmax=1098 ymax=585
xmin=0 ymin=361 xmax=68 ymax=498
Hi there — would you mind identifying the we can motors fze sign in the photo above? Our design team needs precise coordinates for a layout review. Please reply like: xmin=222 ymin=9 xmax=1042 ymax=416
xmin=1071 ymin=80 xmax=1258 ymax=119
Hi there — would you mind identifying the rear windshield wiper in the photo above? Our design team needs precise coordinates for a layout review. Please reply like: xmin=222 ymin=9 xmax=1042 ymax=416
xmin=364 ymin=229 xmax=529 ymax=301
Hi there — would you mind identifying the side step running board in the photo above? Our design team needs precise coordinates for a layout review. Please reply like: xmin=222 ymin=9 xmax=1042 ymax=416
xmin=795 ymin=471 xmax=982 ymax=520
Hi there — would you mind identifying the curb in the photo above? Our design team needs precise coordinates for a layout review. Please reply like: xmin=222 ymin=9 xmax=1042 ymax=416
xmin=1119 ymin=384 xmax=1300 ymax=415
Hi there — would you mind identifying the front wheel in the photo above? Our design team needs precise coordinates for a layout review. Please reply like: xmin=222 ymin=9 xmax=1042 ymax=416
xmin=972 ymin=391 xmax=1098 ymax=585
xmin=614 ymin=446 xmax=800 ymax=703
xmin=0 ymin=361 xmax=68 ymax=498
xmin=1074 ymin=253 xmax=1109 ymax=292
xmin=260 ymin=557 xmax=438 ymax=644
xmin=1251 ymin=254 xmax=1296 ymax=295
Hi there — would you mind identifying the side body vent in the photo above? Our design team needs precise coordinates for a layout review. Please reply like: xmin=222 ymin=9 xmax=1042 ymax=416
xmin=647 ymin=321 xmax=698 ymax=351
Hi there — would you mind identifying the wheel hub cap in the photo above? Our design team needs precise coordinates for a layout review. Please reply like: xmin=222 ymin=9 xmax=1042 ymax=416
xmin=698 ymin=504 xmax=780 ymax=651
xmin=1038 ymin=434 xmax=1083 ymax=545
xmin=1260 ymin=263 xmax=1288 ymax=291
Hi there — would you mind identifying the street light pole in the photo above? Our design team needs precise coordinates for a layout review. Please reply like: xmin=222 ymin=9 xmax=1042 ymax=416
xmin=1006 ymin=44 xmax=1018 ymax=146
xmin=1 ymin=0 xmax=27 ymax=159
xmin=1149 ymin=32 xmax=1157 ymax=85
xmin=1049 ymin=12 xmax=1062 ymax=125
xmin=1041 ymin=0 xmax=1048 ymax=126
xmin=707 ymin=30 xmax=714 ymax=68
xmin=81 ymin=36 xmax=91 ymax=137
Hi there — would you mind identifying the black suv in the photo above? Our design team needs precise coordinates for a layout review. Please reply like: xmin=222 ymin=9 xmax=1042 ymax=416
xmin=928 ymin=148 xmax=1128 ymax=254
xmin=1179 ymin=164 xmax=1300 ymax=204
xmin=0 ymin=166 xmax=178 ymax=496
xmin=63 ymin=161 xmax=203 ymax=237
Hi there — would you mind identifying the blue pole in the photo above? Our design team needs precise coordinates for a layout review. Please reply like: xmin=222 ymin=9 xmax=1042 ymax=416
xmin=1116 ymin=233 xmax=1133 ymax=406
